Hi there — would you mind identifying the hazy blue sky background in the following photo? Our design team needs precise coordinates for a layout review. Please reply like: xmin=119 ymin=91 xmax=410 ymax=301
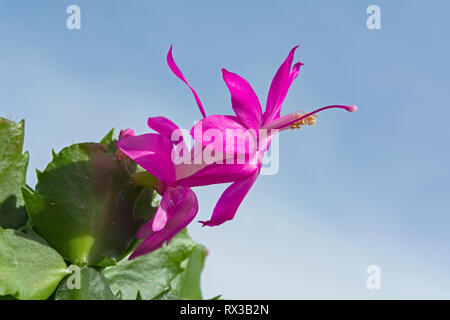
xmin=1 ymin=0 xmax=449 ymax=298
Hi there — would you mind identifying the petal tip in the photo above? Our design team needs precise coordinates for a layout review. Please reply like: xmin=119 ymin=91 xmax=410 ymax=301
xmin=290 ymin=45 xmax=300 ymax=54
xmin=347 ymin=104 xmax=358 ymax=112
xmin=167 ymin=45 xmax=174 ymax=61
xmin=198 ymin=220 xmax=211 ymax=227
xmin=118 ymin=128 xmax=135 ymax=140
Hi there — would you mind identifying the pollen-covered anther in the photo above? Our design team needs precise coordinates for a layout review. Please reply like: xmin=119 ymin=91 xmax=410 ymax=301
xmin=290 ymin=112 xmax=318 ymax=130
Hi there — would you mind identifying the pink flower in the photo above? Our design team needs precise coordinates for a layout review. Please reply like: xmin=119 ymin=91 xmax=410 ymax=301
xmin=116 ymin=48 xmax=257 ymax=258
xmin=118 ymin=45 xmax=357 ymax=257
xmin=161 ymin=46 xmax=256 ymax=187
xmin=116 ymin=129 xmax=135 ymax=160
xmin=117 ymin=121 xmax=200 ymax=259
xmin=189 ymin=46 xmax=357 ymax=227
xmin=118 ymin=117 xmax=256 ymax=258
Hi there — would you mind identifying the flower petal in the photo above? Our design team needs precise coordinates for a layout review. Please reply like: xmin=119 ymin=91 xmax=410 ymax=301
xmin=136 ymin=186 xmax=179 ymax=239
xmin=176 ymin=162 xmax=258 ymax=187
xmin=151 ymin=187 xmax=172 ymax=232
xmin=147 ymin=116 xmax=184 ymax=146
xmin=263 ymin=46 xmax=303 ymax=126
xmin=222 ymin=68 xmax=262 ymax=130
xmin=167 ymin=45 xmax=206 ymax=118
xmin=290 ymin=62 xmax=303 ymax=84
xmin=200 ymin=168 xmax=259 ymax=227
xmin=117 ymin=128 xmax=136 ymax=160
xmin=118 ymin=128 xmax=135 ymax=140
xmin=190 ymin=114 xmax=257 ymax=156
xmin=130 ymin=187 xmax=198 ymax=259
xmin=117 ymin=133 xmax=176 ymax=182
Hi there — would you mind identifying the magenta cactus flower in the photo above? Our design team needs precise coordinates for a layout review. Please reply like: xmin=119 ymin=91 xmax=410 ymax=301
xmin=116 ymin=48 xmax=260 ymax=258
xmin=118 ymin=118 xmax=256 ymax=258
xmin=190 ymin=46 xmax=357 ymax=227
xmin=117 ymin=121 xmax=200 ymax=259
xmin=118 ymin=45 xmax=357 ymax=256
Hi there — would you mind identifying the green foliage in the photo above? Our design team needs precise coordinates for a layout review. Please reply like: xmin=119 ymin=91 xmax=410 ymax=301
xmin=99 ymin=128 xmax=117 ymax=154
xmin=0 ymin=227 xmax=68 ymax=300
xmin=102 ymin=229 xmax=205 ymax=300
xmin=154 ymin=289 xmax=183 ymax=300
xmin=0 ymin=118 xmax=29 ymax=229
xmin=100 ymin=128 xmax=116 ymax=147
xmin=133 ymin=187 xmax=158 ymax=221
xmin=0 ymin=123 xmax=209 ymax=300
xmin=55 ymin=266 xmax=118 ymax=300
xmin=22 ymin=143 xmax=145 ymax=267
xmin=170 ymin=244 xmax=207 ymax=300
xmin=17 ymin=220 xmax=50 ymax=246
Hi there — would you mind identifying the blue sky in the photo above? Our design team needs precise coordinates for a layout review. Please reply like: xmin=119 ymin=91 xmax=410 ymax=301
xmin=1 ymin=0 xmax=450 ymax=298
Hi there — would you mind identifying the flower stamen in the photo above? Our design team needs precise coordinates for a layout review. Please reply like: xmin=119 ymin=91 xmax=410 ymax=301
xmin=290 ymin=112 xmax=319 ymax=130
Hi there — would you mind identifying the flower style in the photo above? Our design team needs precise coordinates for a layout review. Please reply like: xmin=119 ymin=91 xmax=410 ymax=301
xmin=190 ymin=46 xmax=357 ymax=227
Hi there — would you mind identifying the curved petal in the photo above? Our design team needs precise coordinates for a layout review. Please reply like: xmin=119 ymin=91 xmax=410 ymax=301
xmin=290 ymin=62 xmax=303 ymax=84
xmin=116 ymin=128 xmax=135 ymax=160
xmin=200 ymin=168 xmax=260 ymax=227
xmin=151 ymin=187 xmax=172 ymax=232
xmin=117 ymin=133 xmax=176 ymax=183
xmin=147 ymin=116 xmax=184 ymax=146
xmin=263 ymin=46 xmax=303 ymax=126
xmin=191 ymin=115 xmax=246 ymax=140
xmin=118 ymin=128 xmax=135 ymax=140
xmin=167 ymin=45 xmax=207 ymax=118
xmin=222 ymin=68 xmax=262 ymax=130
xmin=190 ymin=114 xmax=257 ymax=156
xmin=176 ymin=162 xmax=258 ymax=187
xmin=130 ymin=187 xmax=198 ymax=259
xmin=136 ymin=186 xmax=179 ymax=239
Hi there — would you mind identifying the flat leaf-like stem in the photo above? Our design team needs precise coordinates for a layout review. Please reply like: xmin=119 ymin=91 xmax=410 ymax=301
xmin=22 ymin=142 xmax=153 ymax=266
xmin=0 ymin=118 xmax=29 ymax=229
xmin=0 ymin=227 xmax=68 ymax=300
